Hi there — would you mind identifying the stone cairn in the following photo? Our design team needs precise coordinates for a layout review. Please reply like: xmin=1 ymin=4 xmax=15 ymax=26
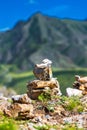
xmin=27 ymin=59 xmax=61 ymax=99
xmin=73 ymin=75 xmax=87 ymax=112
xmin=67 ymin=75 xmax=87 ymax=97
xmin=73 ymin=75 xmax=87 ymax=95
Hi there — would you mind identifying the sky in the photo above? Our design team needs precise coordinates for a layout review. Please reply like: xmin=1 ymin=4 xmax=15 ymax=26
xmin=0 ymin=0 xmax=87 ymax=31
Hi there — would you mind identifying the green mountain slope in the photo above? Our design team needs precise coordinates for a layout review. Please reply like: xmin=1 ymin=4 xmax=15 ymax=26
xmin=0 ymin=13 xmax=87 ymax=70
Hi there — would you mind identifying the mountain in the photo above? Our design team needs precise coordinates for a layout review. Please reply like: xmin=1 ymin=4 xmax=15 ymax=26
xmin=0 ymin=13 xmax=87 ymax=70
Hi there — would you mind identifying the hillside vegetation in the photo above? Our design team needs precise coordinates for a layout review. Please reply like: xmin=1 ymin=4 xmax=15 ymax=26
xmin=0 ymin=13 xmax=87 ymax=70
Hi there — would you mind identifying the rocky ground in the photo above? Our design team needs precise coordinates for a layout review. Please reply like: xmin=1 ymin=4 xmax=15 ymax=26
xmin=0 ymin=93 xmax=87 ymax=130
xmin=0 ymin=59 xmax=87 ymax=130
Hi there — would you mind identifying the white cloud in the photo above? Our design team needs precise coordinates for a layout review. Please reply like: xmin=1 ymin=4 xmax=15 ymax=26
xmin=0 ymin=27 xmax=10 ymax=32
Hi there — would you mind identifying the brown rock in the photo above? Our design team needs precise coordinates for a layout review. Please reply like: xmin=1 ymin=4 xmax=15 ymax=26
xmin=75 ymin=75 xmax=87 ymax=83
xmin=27 ymin=78 xmax=59 ymax=89
xmin=12 ymin=94 xmax=31 ymax=104
xmin=80 ymin=95 xmax=87 ymax=112
xmin=73 ymin=76 xmax=87 ymax=95
xmin=79 ymin=77 xmax=87 ymax=83
xmin=33 ymin=59 xmax=52 ymax=81
xmin=4 ymin=103 xmax=34 ymax=119
xmin=0 ymin=97 xmax=11 ymax=113
xmin=27 ymin=59 xmax=61 ymax=99
xmin=73 ymin=81 xmax=81 ymax=89
xmin=50 ymin=105 xmax=65 ymax=116
xmin=27 ymin=87 xmax=44 ymax=100
xmin=27 ymin=78 xmax=61 ymax=99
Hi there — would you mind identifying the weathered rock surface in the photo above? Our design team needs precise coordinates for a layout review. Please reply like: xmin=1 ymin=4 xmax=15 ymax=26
xmin=1 ymin=60 xmax=87 ymax=129
xmin=75 ymin=75 xmax=87 ymax=83
xmin=27 ymin=78 xmax=59 ymax=89
xmin=27 ymin=78 xmax=61 ymax=99
xmin=4 ymin=103 xmax=34 ymax=119
xmin=2 ymin=94 xmax=34 ymax=119
xmin=0 ymin=93 xmax=87 ymax=129
xmin=33 ymin=59 xmax=52 ymax=81
xmin=27 ymin=59 xmax=61 ymax=99
xmin=0 ymin=97 xmax=11 ymax=113
xmin=80 ymin=95 xmax=87 ymax=112
xmin=63 ymin=113 xmax=87 ymax=129
xmin=12 ymin=94 xmax=31 ymax=104
xmin=73 ymin=75 xmax=87 ymax=95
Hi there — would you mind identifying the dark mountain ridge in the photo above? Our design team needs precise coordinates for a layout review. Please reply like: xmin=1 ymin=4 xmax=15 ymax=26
xmin=0 ymin=13 xmax=87 ymax=70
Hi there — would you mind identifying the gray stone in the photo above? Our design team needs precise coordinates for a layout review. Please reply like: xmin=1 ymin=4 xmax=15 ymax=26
xmin=66 ymin=88 xmax=82 ymax=97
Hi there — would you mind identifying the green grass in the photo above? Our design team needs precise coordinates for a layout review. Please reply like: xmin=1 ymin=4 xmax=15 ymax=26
xmin=0 ymin=65 xmax=87 ymax=94
xmin=0 ymin=117 xmax=18 ymax=130
xmin=34 ymin=123 xmax=84 ymax=130
xmin=60 ymin=96 xmax=83 ymax=112
xmin=9 ymin=71 xmax=33 ymax=78
xmin=54 ymin=68 xmax=87 ymax=94
xmin=8 ymin=68 xmax=87 ymax=94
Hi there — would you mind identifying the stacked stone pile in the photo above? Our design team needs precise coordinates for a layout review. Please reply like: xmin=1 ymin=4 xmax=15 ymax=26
xmin=0 ymin=60 xmax=87 ymax=129
xmin=27 ymin=59 xmax=61 ymax=99
xmin=73 ymin=75 xmax=87 ymax=95
xmin=66 ymin=75 xmax=87 ymax=97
